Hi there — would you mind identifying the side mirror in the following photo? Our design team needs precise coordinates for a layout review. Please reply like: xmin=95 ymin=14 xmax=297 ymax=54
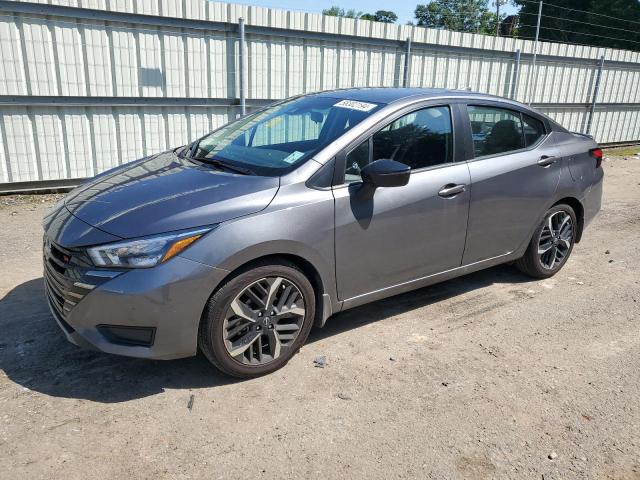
xmin=361 ymin=159 xmax=411 ymax=188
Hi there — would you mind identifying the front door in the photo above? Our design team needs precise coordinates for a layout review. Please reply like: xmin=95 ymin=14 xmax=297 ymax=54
xmin=333 ymin=105 xmax=471 ymax=301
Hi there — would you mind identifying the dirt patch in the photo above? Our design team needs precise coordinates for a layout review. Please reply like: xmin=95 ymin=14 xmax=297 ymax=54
xmin=1 ymin=157 xmax=639 ymax=479
xmin=0 ymin=193 xmax=64 ymax=211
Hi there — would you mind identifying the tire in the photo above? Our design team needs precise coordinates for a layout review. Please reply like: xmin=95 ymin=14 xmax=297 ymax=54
xmin=515 ymin=203 xmax=577 ymax=279
xmin=198 ymin=260 xmax=316 ymax=378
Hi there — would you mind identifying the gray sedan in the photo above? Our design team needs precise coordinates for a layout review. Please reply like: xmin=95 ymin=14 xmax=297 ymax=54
xmin=43 ymin=88 xmax=604 ymax=377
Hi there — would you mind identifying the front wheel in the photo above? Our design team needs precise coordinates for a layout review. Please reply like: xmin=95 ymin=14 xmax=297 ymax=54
xmin=198 ymin=261 xmax=315 ymax=378
xmin=515 ymin=204 xmax=577 ymax=279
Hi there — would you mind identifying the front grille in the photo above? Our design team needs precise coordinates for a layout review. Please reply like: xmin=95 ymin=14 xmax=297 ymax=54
xmin=43 ymin=237 xmax=94 ymax=320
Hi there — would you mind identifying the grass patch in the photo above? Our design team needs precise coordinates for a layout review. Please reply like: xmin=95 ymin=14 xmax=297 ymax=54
xmin=603 ymin=146 xmax=640 ymax=157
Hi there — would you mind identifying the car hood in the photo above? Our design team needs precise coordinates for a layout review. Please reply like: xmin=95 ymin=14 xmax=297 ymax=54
xmin=63 ymin=151 xmax=280 ymax=240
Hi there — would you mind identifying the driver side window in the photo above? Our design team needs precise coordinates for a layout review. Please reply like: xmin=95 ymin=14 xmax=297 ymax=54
xmin=345 ymin=105 xmax=453 ymax=183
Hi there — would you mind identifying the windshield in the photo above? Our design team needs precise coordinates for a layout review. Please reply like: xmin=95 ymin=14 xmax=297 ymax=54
xmin=190 ymin=96 xmax=385 ymax=176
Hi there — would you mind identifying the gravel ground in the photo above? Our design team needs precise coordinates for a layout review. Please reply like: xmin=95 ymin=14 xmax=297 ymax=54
xmin=0 ymin=156 xmax=639 ymax=479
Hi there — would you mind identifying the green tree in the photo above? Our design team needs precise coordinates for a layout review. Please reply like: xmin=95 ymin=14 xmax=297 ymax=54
xmin=513 ymin=0 xmax=640 ymax=51
xmin=414 ymin=0 xmax=503 ymax=34
xmin=372 ymin=10 xmax=399 ymax=23
xmin=322 ymin=6 xmax=364 ymax=19
xmin=324 ymin=7 xmax=398 ymax=23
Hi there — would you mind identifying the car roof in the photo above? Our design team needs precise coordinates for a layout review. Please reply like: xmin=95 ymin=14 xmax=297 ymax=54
xmin=312 ymin=87 xmax=563 ymax=130
xmin=313 ymin=87 xmax=498 ymax=104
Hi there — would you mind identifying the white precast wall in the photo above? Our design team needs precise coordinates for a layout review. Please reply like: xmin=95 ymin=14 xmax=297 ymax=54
xmin=0 ymin=0 xmax=639 ymax=186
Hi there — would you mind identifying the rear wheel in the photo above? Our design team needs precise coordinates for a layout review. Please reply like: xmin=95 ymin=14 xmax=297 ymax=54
xmin=515 ymin=204 xmax=577 ymax=279
xmin=198 ymin=261 xmax=315 ymax=378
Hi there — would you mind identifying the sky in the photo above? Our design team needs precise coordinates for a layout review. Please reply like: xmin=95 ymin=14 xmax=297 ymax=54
xmin=218 ymin=0 xmax=519 ymax=25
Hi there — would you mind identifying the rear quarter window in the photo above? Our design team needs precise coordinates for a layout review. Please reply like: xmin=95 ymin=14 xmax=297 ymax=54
xmin=522 ymin=114 xmax=546 ymax=146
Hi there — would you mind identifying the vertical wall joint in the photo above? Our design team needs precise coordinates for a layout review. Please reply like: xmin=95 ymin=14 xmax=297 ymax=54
xmin=402 ymin=36 xmax=412 ymax=88
xmin=238 ymin=17 xmax=246 ymax=116
xmin=511 ymin=49 xmax=521 ymax=100
xmin=586 ymin=55 xmax=605 ymax=135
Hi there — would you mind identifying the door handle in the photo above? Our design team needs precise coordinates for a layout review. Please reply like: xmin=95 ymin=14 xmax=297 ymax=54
xmin=438 ymin=183 xmax=466 ymax=198
xmin=537 ymin=155 xmax=556 ymax=167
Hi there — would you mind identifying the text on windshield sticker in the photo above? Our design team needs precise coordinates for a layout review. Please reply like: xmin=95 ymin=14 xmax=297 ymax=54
xmin=333 ymin=100 xmax=378 ymax=112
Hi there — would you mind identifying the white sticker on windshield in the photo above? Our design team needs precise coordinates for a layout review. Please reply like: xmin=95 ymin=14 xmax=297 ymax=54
xmin=333 ymin=99 xmax=378 ymax=112
xmin=282 ymin=151 xmax=305 ymax=164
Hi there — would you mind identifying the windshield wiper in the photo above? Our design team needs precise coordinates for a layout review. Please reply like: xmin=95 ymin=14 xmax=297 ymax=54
xmin=190 ymin=156 xmax=255 ymax=175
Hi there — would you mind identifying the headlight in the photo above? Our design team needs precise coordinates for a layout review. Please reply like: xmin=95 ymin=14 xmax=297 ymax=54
xmin=87 ymin=227 xmax=213 ymax=268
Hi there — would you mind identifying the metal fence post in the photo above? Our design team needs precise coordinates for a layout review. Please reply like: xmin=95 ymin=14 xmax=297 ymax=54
xmin=402 ymin=36 xmax=412 ymax=87
xmin=526 ymin=0 xmax=543 ymax=105
xmin=585 ymin=55 xmax=605 ymax=136
xmin=511 ymin=49 xmax=521 ymax=100
xmin=238 ymin=17 xmax=246 ymax=116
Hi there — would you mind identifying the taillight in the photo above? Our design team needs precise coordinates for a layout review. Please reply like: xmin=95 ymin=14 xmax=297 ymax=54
xmin=590 ymin=147 xmax=603 ymax=168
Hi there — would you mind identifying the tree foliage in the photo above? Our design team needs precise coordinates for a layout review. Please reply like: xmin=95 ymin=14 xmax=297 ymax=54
xmin=414 ymin=0 xmax=502 ymax=34
xmin=513 ymin=0 xmax=640 ymax=51
xmin=322 ymin=6 xmax=398 ymax=23
xmin=362 ymin=10 xmax=399 ymax=23
xmin=323 ymin=0 xmax=640 ymax=51
xmin=322 ymin=6 xmax=363 ymax=19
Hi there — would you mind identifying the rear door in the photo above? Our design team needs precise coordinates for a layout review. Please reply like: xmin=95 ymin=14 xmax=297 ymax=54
xmin=332 ymin=103 xmax=471 ymax=301
xmin=462 ymin=103 xmax=560 ymax=265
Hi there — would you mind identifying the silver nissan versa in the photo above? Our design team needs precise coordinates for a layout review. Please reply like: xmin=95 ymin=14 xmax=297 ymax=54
xmin=43 ymin=88 xmax=603 ymax=377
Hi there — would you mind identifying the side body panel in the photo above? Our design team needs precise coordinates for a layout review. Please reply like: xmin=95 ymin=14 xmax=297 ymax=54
xmin=333 ymin=163 xmax=471 ymax=300
xmin=339 ymin=249 xmax=523 ymax=311
xmin=552 ymin=131 xmax=603 ymax=229
xmin=461 ymin=106 xmax=562 ymax=265
xmin=583 ymin=167 xmax=604 ymax=229
xmin=180 ymin=161 xmax=339 ymax=317
xmin=331 ymin=100 xmax=472 ymax=302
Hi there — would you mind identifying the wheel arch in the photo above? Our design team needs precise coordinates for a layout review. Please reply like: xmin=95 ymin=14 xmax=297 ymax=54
xmin=514 ymin=194 xmax=586 ymax=258
xmin=203 ymin=249 xmax=335 ymax=329
xmin=552 ymin=197 xmax=585 ymax=243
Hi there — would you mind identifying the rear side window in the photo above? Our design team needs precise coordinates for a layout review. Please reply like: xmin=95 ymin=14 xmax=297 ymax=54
xmin=467 ymin=106 xmax=524 ymax=157
xmin=345 ymin=105 xmax=453 ymax=183
xmin=522 ymin=114 xmax=545 ymax=146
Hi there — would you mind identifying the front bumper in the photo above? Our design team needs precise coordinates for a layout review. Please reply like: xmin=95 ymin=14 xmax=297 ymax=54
xmin=46 ymin=253 xmax=229 ymax=360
